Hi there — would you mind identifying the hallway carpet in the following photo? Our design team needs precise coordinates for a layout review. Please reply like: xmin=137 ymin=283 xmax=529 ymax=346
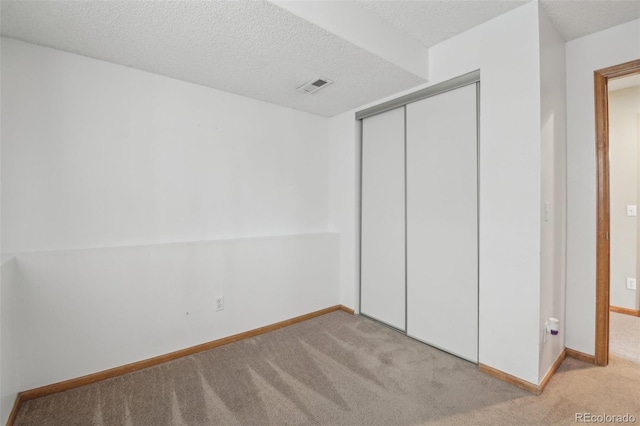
xmin=610 ymin=311 xmax=640 ymax=364
xmin=15 ymin=311 xmax=640 ymax=425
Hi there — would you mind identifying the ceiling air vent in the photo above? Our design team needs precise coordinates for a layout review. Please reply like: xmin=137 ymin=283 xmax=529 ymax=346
xmin=297 ymin=78 xmax=333 ymax=94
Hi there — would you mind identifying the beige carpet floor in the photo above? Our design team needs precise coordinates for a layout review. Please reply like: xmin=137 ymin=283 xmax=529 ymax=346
xmin=14 ymin=311 xmax=640 ymax=425
xmin=610 ymin=311 xmax=640 ymax=363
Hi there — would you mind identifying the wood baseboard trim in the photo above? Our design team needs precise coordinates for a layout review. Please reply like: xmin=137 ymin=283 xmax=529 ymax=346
xmin=479 ymin=350 xmax=566 ymax=396
xmin=565 ymin=348 xmax=597 ymax=365
xmin=479 ymin=364 xmax=540 ymax=394
xmin=538 ymin=349 xmax=566 ymax=393
xmin=6 ymin=393 xmax=24 ymax=426
xmin=609 ymin=305 xmax=640 ymax=317
xmin=10 ymin=304 xmax=353 ymax=424
xmin=339 ymin=305 xmax=355 ymax=315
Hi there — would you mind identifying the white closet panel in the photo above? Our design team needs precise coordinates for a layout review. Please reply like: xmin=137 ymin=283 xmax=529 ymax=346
xmin=361 ymin=107 xmax=406 ymax=330
xmin=406 ymin=84 xmax=478 ymax=361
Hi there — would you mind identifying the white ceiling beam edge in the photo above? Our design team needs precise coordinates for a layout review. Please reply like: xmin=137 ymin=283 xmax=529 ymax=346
xmin=270 ymin=0 xmax=429 ymax=81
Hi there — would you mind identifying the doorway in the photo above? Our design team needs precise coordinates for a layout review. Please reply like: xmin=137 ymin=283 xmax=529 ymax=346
xmin=594 ymin=59 xmax=640 ymax=366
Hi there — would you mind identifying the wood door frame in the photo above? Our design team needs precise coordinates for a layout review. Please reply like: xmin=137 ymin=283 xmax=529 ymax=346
xmin=594 ymin=59 xmax=640 ymax=366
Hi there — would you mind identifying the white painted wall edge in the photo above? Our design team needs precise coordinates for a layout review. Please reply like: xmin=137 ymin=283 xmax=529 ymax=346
xmin=537 ymin=1 xmax=567 ymax=384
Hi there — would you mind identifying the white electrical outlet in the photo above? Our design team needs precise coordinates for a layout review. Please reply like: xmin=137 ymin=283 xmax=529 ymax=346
xmin=216 ymin=296 xmax=224 ymax=311
xmin=626 ymin=278 xmax=637 ymax=290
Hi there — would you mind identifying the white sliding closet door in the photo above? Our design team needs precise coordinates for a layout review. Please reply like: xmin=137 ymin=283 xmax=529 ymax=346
xmin=361 ymin=107 xmax=406 ymax=330
xmin=406 ymin=84 xmax=478 ymax=362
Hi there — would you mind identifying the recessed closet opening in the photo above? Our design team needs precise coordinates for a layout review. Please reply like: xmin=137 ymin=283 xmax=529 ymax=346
xmin=358 ymin=71 xmax=480 ymax=363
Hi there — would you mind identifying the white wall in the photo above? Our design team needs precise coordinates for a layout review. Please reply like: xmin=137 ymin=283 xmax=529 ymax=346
xmin=1 ymin=38 xmax=340 ymax=401
xmin=0 ymin=258 xmax=18 ymax=425
xmin=329 ymin=1 xmax=544 ymax=384
xmin=609 ymin=86 xmax=640 ymax=310
xmin=538 ymin=6 xmax=567 ymax=383
xmin=1 ymin=38 xmax=329 ymax=254
xmin=566 ymin=19 xmax=640 ymax=355
xmin=14 ymin=234 xmax=338 ymax=391
xmin=328 ymin=114 xmax=360 ymax=311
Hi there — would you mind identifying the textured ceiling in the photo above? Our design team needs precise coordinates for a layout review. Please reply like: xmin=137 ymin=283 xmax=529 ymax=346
xmin=1 ymin=1 xmax=639 ymax=118
xmin=540 ymin=0 xmax=640 ymax=41
xmin=0 ymin=0 xmax=425 ymax=117
xmin=356 ymin=0 xmax=528 ymax=48
xmin=358 ymin=0 xmax=640 ymax=47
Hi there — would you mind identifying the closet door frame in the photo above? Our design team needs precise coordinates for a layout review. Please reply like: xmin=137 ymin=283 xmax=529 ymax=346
xmin=357 ymin=70 xmax=480 ymax=358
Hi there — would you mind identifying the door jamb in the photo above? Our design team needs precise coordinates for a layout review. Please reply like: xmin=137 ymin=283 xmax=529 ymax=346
xmin=594 ymin=59 xmax=640 ymax=366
